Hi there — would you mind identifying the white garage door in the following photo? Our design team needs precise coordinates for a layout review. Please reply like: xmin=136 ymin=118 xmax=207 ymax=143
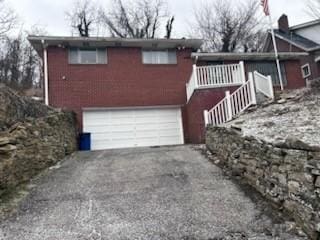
xmin=83 ymin=107 xmax=184 ymax=150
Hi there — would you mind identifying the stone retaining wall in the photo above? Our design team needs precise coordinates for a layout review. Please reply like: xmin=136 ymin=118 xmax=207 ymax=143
xmin=206 ymin=127 xmax=320 ymax=239
xmin=0 ymin=85 xmax=77 ymax=197
xmin=0 ymin=112 xmax=77 ymax=196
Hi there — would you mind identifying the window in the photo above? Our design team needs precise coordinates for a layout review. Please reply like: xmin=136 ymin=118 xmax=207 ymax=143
xmin=69 ymin=48 xmax=107 ymax=64
xmin=142 ymin=50 xmax=177 ymax=64
xmin=301 ymin=63 xmax=311 ymax=78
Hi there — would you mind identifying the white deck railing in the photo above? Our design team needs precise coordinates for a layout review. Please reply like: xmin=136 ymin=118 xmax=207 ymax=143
xmin=186 ymin=65 xmax=198 ymax=101
xmin=204 ymin=73 xmax=257 ymax=126
xmin=186 ymin=61 xmax=246 ymax=102
xmin=254 ymin=71 xmax=274 ymax=99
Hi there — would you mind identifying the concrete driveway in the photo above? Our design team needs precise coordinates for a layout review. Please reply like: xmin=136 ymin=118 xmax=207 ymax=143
xmin=0 ymin=145 xmax=305 ymax=240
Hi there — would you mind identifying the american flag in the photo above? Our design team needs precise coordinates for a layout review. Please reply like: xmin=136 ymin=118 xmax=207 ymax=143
xmin=261 ymin=0 xmax=270 ymax=16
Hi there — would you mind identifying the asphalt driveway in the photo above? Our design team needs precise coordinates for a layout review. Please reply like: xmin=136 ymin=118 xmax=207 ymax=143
xmin=0 ymin=145 xmax=305 ymax=240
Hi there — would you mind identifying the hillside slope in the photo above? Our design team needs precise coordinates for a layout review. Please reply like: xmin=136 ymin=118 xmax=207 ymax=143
xmin=227 ymin=88 xmax=320 ymax=149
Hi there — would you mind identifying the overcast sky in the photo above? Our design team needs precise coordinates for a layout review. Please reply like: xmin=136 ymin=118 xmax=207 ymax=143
xmin=8 ymin=0 xmax=315 ymax=37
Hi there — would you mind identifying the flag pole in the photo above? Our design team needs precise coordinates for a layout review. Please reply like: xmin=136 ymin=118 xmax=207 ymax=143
xmin=267 ymin=4 xmax=284 ymax=90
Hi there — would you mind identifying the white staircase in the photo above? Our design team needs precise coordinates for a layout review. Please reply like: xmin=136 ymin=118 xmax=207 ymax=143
xmin=203 ymin=71 xmax=274 ymax=126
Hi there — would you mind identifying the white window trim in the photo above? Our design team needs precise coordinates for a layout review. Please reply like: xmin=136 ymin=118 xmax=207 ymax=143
xmin=301 ymin=63 xmax=311 ymax=78
xmin=69 ymin=48 xmax=107 ymax=65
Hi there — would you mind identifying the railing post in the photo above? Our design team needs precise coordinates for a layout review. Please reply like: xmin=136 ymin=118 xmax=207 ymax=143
xmin=239 ymin=61 xmax=246 ymax=84
xmin=268 ymin=75 xmax=275 ymax=100
xmin=203 ymin=110 xmax=209 ymax=126
xmin=248 ymin=72 xmax=257 ymax=105
xmin=193 ymin=64 xmax=198 ymax=88
xmin=225 ymin=91 xmax=232 ymax=121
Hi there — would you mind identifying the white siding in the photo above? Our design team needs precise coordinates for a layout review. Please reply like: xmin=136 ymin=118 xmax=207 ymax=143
xmin=295 ymin=25 xmax=320 ymax=45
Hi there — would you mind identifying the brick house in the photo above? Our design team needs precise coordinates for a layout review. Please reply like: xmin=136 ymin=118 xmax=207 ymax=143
xmin=264 ymin=14 xmax=320 ymax=82
xmin=29 ymin=36 xmax=306 ymax=150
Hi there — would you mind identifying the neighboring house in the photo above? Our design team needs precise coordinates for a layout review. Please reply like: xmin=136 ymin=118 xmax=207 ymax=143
xmin=187 ymin=52 xmax=306 ymax=143
xmin=263 ymin=14 xmax=320 ymax=82
xmin=28 ymin=36 xmax=306 ymax=150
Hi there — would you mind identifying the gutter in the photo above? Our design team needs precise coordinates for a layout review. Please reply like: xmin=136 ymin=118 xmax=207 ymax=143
xmin=28 ymin=35 xmax=204 ymax=51
xmin=41 ymin=39 xmax=49 ymax=106
xmin=190 ymin=52 xmax=309 ymax=61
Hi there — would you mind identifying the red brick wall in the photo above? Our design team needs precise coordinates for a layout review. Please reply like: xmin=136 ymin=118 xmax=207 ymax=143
xmin=47 ymin=46 xmax=193 ymax=129
xmin=284 ymin=60 xmax=306 ymax=89
xmin=185 ymin=87 xmax=239 ymax=143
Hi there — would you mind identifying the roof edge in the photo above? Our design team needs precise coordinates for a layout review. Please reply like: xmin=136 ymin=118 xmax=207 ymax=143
xmin=290 ymin=19 xmax=320 ymax=31
xmin=273 ymin=32 xmax=320 ymax=52
xmin=27 ymin=35 xmax=203 ymax=50
xmin=191 ymin=52 xmax=309 ymax=61
xmin=27 ymin=35 xmax=203 ymax=42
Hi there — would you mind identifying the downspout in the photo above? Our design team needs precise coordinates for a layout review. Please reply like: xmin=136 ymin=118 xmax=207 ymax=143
xmin=289 ymin=32 xmax=293 ymax=52
xmin=41 ymin=39 xmax=49 ymax=105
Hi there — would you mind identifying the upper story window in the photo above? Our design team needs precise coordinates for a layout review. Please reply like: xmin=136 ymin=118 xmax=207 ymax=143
xmin=69 ymin=48 xmax=107 ymax=64
xmin=142 ymin=50 xmax=177 ymax=64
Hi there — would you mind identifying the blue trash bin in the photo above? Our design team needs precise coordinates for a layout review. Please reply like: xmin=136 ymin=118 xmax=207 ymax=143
xmin=79 ymin=132 xmax=91 ymax=151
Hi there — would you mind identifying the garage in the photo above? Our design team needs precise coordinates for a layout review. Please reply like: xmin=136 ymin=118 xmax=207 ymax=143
xmin=83 ymin=107 xmax=184 ymax=150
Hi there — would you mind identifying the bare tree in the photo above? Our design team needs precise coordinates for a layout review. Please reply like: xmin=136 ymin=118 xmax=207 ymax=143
xmin=0 ymin=0 xmax=18 ymax=37
xmin=66 ymin=0 xmax=98 ymax=37
xmin=165 ymin=16 xmax=174 ymax=39
xmin=307 ymin=0 xmax=320 ymax=18
xmin=23 ymin=26 xmax=48 ymax=90
xmin=0 ymin=36 xmax=23 ymax=89
xmin=193 ymin=0 xmax=266 ymax=52
xmin=99 ymin=0 xmax=174 ymax=38
xmin=0 ymin=2 xmax=42 ymax=93
xmin=0 ymin=27 xmax=46 ymax=92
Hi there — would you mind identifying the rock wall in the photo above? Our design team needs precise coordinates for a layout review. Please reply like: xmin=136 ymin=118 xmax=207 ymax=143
xmin=0 ymin=85 xmax=77 ymax=196
xmin=206 ymin=127 xmax=320 ymax=240
xmin=0 ymin=84 xmax=52 ymax=131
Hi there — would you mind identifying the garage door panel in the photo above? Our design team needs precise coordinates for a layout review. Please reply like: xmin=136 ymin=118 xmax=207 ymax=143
xmin=84 ymin=125 xmax=135 ymax=133
xmin=84 ymin=121 xmax=136 ymax=130
xmin=91 ymin=131 xmax=135 ymax=140
xmin=159 ymin=134 xmax=181 ymax=139
xmin=83 ymin=107 xmax=183 ymax=150
xmin=135 ymin=130 xmax=158 ymax=138
xmin=158 ymin=122 xmax=180 ymax=129
xmin=134 ymin=122 xmax=159 ymax=130
xmin=103 ymin=118 xmax=135 ymax=125
xmin=85 ymin=118 xmax=137 ymax=126
xmin=92 ymin=135 xmax=135 ymax=143
xmin=134 ymin=114 xmax=158 ymax=122
xmin=108 ymin=139 xmax=136 ymax=148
